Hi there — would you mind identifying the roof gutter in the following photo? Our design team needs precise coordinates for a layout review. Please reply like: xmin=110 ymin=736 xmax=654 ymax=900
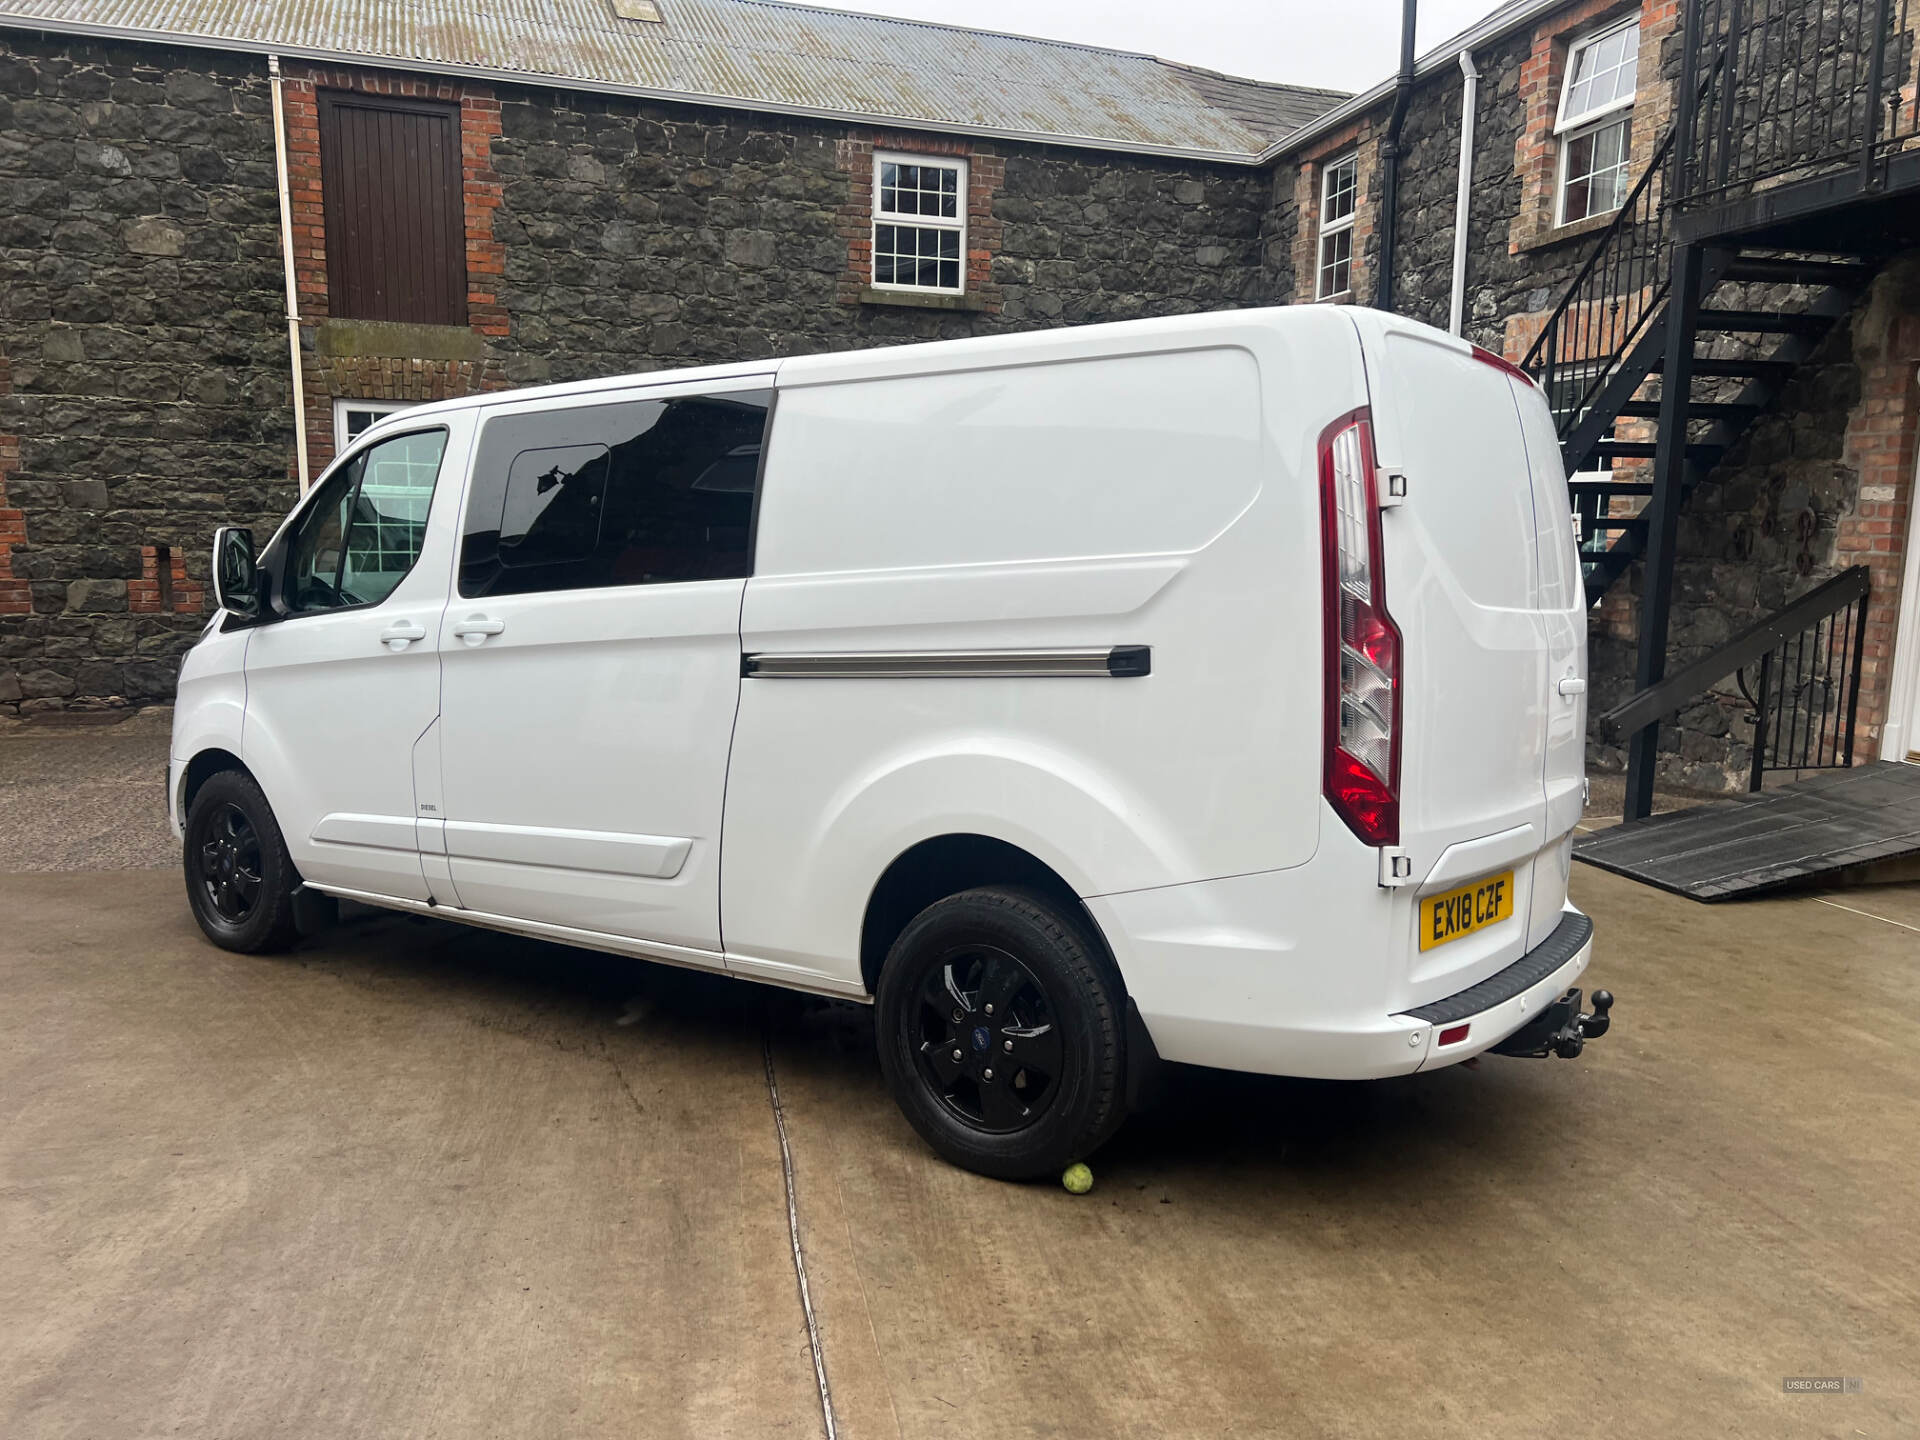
xmin=1373 ymin=0 xmax=1418 ymax=314
xmin=1255 ymin=0 xmax=1565 ymax=164
xmin=0 ymin=13 xmax=1285 ymax=166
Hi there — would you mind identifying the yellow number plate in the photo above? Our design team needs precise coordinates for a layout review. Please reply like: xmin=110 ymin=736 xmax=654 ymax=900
xmin=1420 ymin=870 xmax=1515 ymax=952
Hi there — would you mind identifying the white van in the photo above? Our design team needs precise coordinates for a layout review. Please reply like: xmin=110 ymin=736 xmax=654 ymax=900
xmin=172 ymin=307 xmax=1611 ymax=1178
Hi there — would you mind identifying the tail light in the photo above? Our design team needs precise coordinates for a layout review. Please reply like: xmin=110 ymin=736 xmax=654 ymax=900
xmin=1319 ymin=408 xmax=1401 ymax=847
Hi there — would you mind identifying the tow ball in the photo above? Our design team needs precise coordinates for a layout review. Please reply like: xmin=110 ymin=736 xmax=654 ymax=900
xmin=1490 ymin=987 xmax=1614 ymax=1060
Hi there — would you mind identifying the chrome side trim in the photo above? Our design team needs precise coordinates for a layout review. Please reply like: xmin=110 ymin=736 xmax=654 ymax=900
xmin=742 ymin=645 xmax=1151 ymax=679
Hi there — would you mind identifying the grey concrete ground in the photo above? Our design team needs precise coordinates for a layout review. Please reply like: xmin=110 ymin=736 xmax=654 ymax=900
xmin=3 ymin=719 xmax=1918 ymax=1438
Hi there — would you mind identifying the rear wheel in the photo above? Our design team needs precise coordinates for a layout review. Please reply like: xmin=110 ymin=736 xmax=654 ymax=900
xmin=875 ymin=886 xmax=1125 ymax=1179
xmin=183 ymin=770 xmax=301 ymax=954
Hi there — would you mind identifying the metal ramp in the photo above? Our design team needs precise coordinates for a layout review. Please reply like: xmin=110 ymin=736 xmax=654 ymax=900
xmin=1574 ymin=763 xmax=1920 ymax=900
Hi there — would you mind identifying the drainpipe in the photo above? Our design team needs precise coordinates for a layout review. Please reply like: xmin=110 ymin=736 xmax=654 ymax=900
xmin=1448 ymin=50 xmax=1481 ymax=336
xmin=1374 ymin=0 xmax=1418 ymax=314
xmin=267 ymin=54 xmax=311 ymax=493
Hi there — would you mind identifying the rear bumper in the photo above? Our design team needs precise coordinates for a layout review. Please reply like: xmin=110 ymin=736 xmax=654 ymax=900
xmin=1397 ymin=911 xmax=1593 ymax=1072
xmin=1087 ymin=861 xmax=1595 ymax=1081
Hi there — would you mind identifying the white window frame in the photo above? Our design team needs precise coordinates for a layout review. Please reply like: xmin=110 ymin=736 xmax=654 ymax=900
xmin=333 ymin=398 xmax=416 ymax=451
xmin=870 ymin=151 xmax=968 ymax=296
xmin=1316 ymin=153 xmax=1358 ymax=301
xmin=1554 ymin=19 xmax=1639 ymax=227
xmin=1555 ymin=110 xmax=1635 ymax=226
xmin=1554 ymin=18 xmax=1640 ymax=133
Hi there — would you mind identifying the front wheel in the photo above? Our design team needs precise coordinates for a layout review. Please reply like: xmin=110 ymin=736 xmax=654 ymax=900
xmin=874 ymin=886 xmax=1126 ymax=1180
xmin=182 ymin=770 xmax=301 ymax=954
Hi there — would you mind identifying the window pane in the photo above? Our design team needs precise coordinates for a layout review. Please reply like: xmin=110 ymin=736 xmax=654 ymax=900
xmin=1318 ymin=227 xmax=1352 ymax=298
xmin=498 ymin=444 xmax=609 ymax=567
xmin=1322 ymin=155 xmax=1357 ymax=228
xmin=1561 ymin=114 xmax=1631 ymax=223
xmin=289 ymin=429 xmax=446 ymax=612
xmin=875 ymin=157 xmax=963 ymax=224
xmin=460 ymin=392 xmax=772 ymax=598
xmin=1561 ymin=24 xmax=1639 ymax=127
xmin=286 ymin=465 xmax=359 ymax=613
xmin=871 ymin=221 xmax=964 ymax=291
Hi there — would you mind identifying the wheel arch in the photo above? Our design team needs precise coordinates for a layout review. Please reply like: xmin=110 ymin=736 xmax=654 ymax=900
xmin=182 ymin=747 xmax=251 ymax=816
xmin=859 ymin=833 xmax=1115 ymax=997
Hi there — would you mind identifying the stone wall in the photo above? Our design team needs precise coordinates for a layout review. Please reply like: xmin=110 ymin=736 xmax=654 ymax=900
xmin=1585 ymin=256 xmax=1920 ymax=786
xmin=0 ymin=33 xmax=1272 ymax=712
xmin=483 ymin=91 xmax=1272 ymax=388
xmin=0 ymin=32 xmax=295 ymax=711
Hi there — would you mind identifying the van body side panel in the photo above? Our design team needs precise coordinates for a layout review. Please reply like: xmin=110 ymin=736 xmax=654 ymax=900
xmin=169 ymin=622 xmax=249 ymax=837
xmin=724 ymin=318 xmax=1368 ymax=988
xmin=237 ymin=414 xmax=472 ymax=903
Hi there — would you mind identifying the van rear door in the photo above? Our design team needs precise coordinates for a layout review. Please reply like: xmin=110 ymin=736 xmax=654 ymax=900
xmin=1343 ymin=312 xmax=1559 ymax=1011
xmin=1510 ymin=366 xmax=1589 ymax=943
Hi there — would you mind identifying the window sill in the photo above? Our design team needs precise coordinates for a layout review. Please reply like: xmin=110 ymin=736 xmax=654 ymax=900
xmin=1512 ymin=210 xmax=1619 ymax=256
xmin=313 ymin=318 xmax=488 ymax=361
xmin=855 ymin=287 xmax=987 ymax=313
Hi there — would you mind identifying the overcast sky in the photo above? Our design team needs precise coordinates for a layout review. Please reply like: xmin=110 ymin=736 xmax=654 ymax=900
xmin=822 ymin=0 xmax=1510 ymax=93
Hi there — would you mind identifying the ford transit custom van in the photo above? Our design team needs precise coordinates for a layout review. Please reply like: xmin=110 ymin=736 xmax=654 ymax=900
xmin=172 ymin=307 xmax=1611 ymax=1178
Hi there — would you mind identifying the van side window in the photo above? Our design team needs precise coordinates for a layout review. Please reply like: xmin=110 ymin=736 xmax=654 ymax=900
xmin=459 ymin=391 xmax=770 ymax=598
xmin=285 ymin=429 xmax=447 ymax=613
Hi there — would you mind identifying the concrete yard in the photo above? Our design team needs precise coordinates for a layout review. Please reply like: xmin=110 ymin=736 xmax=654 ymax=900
xmin=2 ymin=721 xmax=1916 ymax=1438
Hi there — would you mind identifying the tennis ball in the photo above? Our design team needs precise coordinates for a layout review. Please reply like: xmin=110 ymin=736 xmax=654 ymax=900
xmin=1061 ymin=1162 xmax=1093 ymax=1195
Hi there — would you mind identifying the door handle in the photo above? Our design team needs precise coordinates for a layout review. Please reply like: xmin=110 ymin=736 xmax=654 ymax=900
xmin=379 ymin=620 xmax=427 ymax=652
xmin=452 ymin=615 xmax=506 ymax=646
xmin=1557 ymin=677 xmax=1588 ymax=697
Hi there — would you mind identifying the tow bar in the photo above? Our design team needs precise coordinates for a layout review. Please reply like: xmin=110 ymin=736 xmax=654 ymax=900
xmin=1490 ymin=987 xmax=1613 ymax=1059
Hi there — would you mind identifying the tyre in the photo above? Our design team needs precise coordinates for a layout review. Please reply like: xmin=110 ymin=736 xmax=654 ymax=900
xmin=874 ymin=886 xmax=1126 ymax=1180
xmin=182 ymin=769 xmax=301 ymax=954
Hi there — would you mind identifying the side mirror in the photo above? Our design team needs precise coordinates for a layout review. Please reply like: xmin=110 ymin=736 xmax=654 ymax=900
xmin=212 ymin=526 xmax=260 ymax=619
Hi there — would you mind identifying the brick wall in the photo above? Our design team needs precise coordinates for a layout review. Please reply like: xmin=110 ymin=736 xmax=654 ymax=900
xmin=279 ymin=64 xmax=511 ymax=474
xmin=1286 ymin=119 xmax=1379 ymax=306
xmin=833 ymin=132 xmax=1006 ymax=313
xmin=0 ymin=354 xmax=30 ymax=630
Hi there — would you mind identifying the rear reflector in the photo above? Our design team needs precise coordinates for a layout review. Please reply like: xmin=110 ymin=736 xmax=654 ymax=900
xmin=1437 ymin=1024 xmax=1471 ymax=1047
xmin=1318 ymin=408 xmax=1401 ymax=847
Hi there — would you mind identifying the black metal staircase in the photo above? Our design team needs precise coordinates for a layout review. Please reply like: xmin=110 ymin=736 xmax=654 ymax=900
xmin=1517 ymin=0 xmax=1920 ymax=818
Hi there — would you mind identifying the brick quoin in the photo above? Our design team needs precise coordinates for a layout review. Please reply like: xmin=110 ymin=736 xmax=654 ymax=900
xmin=280 ymin=64 xmax=510 ymax=475
xmin=1833 ymin=322 xmax=1920 ymax=754
xmin=835 ymin=131 xmax=1005 ymax=313
xmin=1509 ymin=0 xmax=1661 ymax=256
xmin=128 ymin=545 xmax=205 ymax=617
xmin=1291 ymin=118 xmax=1378 ymax=307
xmin=0 ymin=354 xmax=29 ymax=618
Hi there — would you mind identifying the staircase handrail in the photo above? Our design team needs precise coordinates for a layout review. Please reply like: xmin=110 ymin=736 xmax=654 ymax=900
xmin=1599 ymin=565 xmax=1870 ymax=734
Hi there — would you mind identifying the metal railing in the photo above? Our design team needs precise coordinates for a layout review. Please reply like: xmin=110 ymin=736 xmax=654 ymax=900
xmin=1520 ymin=125 xmax=1677 ymax=447
xmin=1678 ymin=0 xmax=1918 ymax=206
xmin=1600 ymin=566 xmax=1870 ymax=789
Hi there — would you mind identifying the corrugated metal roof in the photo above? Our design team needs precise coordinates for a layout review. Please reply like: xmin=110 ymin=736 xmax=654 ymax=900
xmin=0 ymin=0 xmax=1348 ymax=160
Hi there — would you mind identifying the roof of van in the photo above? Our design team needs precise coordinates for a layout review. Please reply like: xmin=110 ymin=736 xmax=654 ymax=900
xmin=0 ymin=0 xmax=1348 ymax=162
xmin=356 ymin=307 xmax=1406 ymax=439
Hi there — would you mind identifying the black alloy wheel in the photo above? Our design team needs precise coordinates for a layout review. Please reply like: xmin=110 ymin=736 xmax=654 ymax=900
xmin=198 ymin=801 xmax=264 ymax=925
xmin=909 ymin=943 xmax=1064 ymax=1133
xmin=876 ymin=886 xmax=1126 ymax=1180
xmin=183 ymin=769 xmax=302 ymax=954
